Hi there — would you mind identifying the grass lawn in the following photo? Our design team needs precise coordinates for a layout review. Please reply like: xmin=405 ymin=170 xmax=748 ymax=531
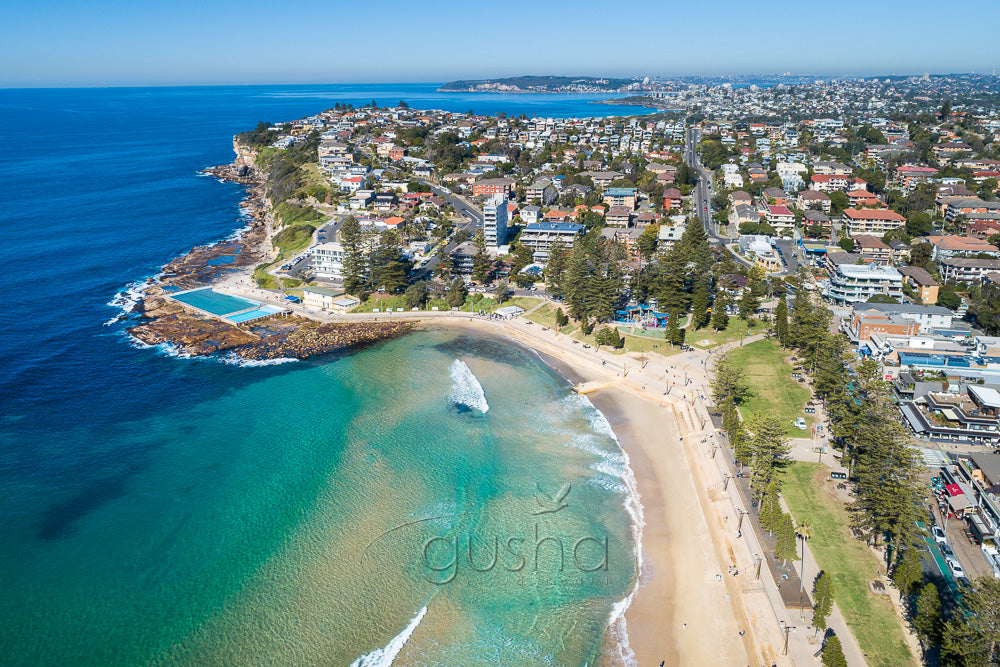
xmin=727 ymin=339 xmax=812 ymax=436
xmin=689 ymin=317 xmax=765 ymax=349
xmin=782 ymin=463 xmax=915 ymax=667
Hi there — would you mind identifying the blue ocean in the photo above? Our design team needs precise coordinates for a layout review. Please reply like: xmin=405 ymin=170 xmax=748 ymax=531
xmin=0 ymin=85 xmax=645 ymax=665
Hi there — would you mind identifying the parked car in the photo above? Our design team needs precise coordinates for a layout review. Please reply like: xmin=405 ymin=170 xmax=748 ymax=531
xmin=931 ymin=525 xmax=948 ymax=545
xmin=947 ymin=558 xmax=966 ymax=579
xmin=940 ymin=542 xmax=955 ymax=559
xmin=794 ymin=417 xmax=807 ymax=430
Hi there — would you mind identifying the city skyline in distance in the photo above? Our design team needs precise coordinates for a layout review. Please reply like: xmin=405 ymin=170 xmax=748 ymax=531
xmin=2 ymin=0 xmax=998 ymax=88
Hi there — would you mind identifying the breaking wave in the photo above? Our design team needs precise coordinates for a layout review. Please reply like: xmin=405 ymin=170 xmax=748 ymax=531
xmin=350 ymin=606 xmax=428 ymax=667
xmin=448 ymin=359 xmax=489 ymax=413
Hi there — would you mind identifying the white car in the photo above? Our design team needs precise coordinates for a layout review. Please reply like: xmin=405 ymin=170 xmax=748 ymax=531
xmin=931 ymin=525 xmax=948 ymax=545
xmin=947 ymin=558 xmax=966 ymax=579
xmin=794 ymin=417 xmax=807 ymax=430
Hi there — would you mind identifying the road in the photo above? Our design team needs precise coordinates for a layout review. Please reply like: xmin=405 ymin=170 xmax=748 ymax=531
xmin=684 ymin=126 xmax=725 ymax=245
xmin=410 ymin=182 xmax=483 ymax=281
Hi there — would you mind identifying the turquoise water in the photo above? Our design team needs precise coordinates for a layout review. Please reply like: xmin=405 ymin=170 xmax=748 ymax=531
xmin=0 ymin=84 xmax=644 ymax=665
xmin=172 ymin=288 xmax=258 ymax=315
xmin=0 ymin=330 xmax=638 ymax=665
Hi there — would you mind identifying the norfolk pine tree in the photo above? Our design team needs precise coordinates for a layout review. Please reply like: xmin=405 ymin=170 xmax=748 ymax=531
xmin=812 ymin=571 xmax=835 ymax=636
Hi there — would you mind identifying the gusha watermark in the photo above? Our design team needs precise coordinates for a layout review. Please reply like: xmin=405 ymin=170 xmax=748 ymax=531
xmin=420 ymin=483 xmax=610 ymax=584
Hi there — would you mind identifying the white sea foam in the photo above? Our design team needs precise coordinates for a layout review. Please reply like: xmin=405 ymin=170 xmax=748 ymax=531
xmin=350 ymin=606 xmax=428 ymax=667
xmin=447 ymin=359 xmax=489 ymax=413
xmin=218 ymin=353 xmax=298 ymax=367
xmin=105 ymin=277 xmax=159 ymax=325
xmin=575 ymin=395 xmax=645 ymax=667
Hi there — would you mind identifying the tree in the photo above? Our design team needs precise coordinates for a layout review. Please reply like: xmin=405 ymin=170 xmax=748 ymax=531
xmin=813 ymin=571 xmax=835 ymax=634
xmin=822 ymin=635 xmax=848 ymax=667
xmin=555 ymin=308 xmax=569 ymax=327
xmin=595 ymin=326 xmax=624 ymax=349
xmin=493 ymin=281 xmax=510 ymax=304
xmin=404 ymin=280 xmax=429 ymax=309
xmin=941 ymin=576 xmax=1000 ymax=664
xmin=745 ymin=412 xmax=790 ymax=498
xmin=371 ymin=229 xmax=411 ymax=293
xmin=759 ymin=480 xmax=782 ymax=532
xmin=711 ymin=356 xmax=754 ymax=406
xmin=580 ymin=312 xmax=593 ymax=335
xmin=913 ymin=582 xmax=943 ymax=648
xmin=775 ymin=295 xmax=789 ymax=346
xmin=738 ymin=289 xmax=760 ymax=321
xmin=775 ymin=512 xmax=798 ymax=565
xmin=446 ymin=277 xmax=467 ymax=308
xmin=545 ymin=243 xmax=570 ymax=298
xmin=691 ymin=281 xmax=711 ymax=329
xmin=339 ymin=216 xmax=368 ymax=296
xmin=829 ymin=191 xmax=849 ymax=216
xmin=891 ymin=546 xmax=923 ymax=597
xmin=838 ymin=237 xmax=855 ymax=253
xmin=712 ymin=291 xmax=731 ymax=330
xmin=665 ymin=310 xmax=685 ymax=346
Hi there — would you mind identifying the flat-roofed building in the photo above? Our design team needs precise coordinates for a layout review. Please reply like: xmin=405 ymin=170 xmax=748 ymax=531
xmin=826 ymin=264 xmax=903 ymax=304
xmin=842 ymin=208 xmax=906 ymax=236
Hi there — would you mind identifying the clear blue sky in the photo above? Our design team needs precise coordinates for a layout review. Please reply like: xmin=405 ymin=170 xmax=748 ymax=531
xmin=2 ymin=0 xmax=998 ymax=87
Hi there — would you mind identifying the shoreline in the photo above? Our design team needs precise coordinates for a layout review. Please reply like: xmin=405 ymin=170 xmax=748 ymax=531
xmin=112 ymin=152 xmax=756 ymax=664
xmin=422 ymin=317 xmax=752 ymax=666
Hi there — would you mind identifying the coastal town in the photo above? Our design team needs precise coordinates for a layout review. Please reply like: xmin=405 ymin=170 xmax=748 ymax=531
xmin=122 ymin=73 xmax=1000 ymax=666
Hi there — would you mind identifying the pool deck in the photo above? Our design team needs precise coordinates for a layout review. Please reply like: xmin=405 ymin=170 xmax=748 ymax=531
xmin=168 ymin=287 xmax=289 ymax=324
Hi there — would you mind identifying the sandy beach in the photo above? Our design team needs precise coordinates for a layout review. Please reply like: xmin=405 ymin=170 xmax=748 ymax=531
xmin=421 ymin=317 xmax=759 ymax=666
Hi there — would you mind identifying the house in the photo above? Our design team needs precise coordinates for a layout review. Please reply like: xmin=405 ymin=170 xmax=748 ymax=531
xmin=825 ymin=264 xmax=904 ymax=305
xmin=803 ymin=210 xmax=832 ymax=236
xmin=603 ymin=187 xmax=638 ymax=210
xmin=658 ymin=224 xmax=685 ymax=249
xmin=302 ymin=286 xmax=359 ymax=314
xmin=940 ymin=258 xmax=1000 ymax=283
xmin=634 ymin=210 xmax=657 ymax=229
xmin=848 ymin=189 xmax=880 ymax=208
xmin=349 ymin=190 xmax=374 ymax=209
xmin=472 ymin=178 xmax=514 ymax=197
xmin=413 ymin=164 xmax=434 ymax=178
xmin=766 ymin=205 xmax=795 ymax=231
xmin=764 ymin=187 xmax=788 ymax=205
xmin=730 ymin=191 xmax=752 ymax=207
xmin=527 ymin=179 xmax=558 ymax=205
xmin=944 ymin=198 xmax=1000 ymax=223
xmin=810 ymin=174 xmax=867 ymax=193
xmin=520 ymin=205 xmax=541 ymax=224
xmin=923 ymin=235 xmax=1000 ymax=260
xmin=449 ymin=241 xmax=477 ymax=276
xmin=798 ymin=189 xmax=831 ymax=213
xmin=738 ymin=235 xmax=782 ymax=272
xmin=662 ymin=188 xmax=683 ymax=211
xmin=734 ymin=204 xmax=760 ymax=226
xmin=813 ymin=161 xmax=852 ymax=175
xmin=853 ymin=235 xmax=893 ymax=265
xmin=898 ymin=266 xmax=940 ymax=304
xmin=606 ymin=206 xmax=633 ymax=227
xmin=373 ymin=192 xmax=398 ymax=212
xmin=842 ymin=208 xmax=906 ymax=236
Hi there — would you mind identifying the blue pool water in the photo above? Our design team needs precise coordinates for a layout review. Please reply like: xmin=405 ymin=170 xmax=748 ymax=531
xmin=172 ymin=287 xmax=259 ymax=315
